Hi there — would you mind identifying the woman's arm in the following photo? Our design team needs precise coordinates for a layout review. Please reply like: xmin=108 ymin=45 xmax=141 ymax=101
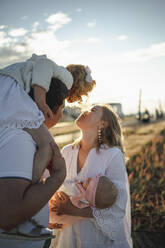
xmin=50 ymin=191 xmax=93 ymax=218
xmin=0 ymin=143 xmax=66 ymax=231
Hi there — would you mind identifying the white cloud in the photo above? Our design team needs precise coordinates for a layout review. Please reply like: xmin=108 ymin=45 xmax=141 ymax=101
xmin=32 ymin=22 xmax=39 ymax=31
xmin=87 ymin=21 xmax=96 ymax=28
xmin=25 ymin=29 xmax=71 ymax=59
xmin=117 ymin=35 xmax=128 ymax=41
xmin=0 ymin=25 xmax=7 ymax=30
xmin=76 ymin=8 xmax=82 ymax=12
xmin=85 ymin=37 xmax=101 ymax=43
xmin=0 ymin=31 xmax=13 ymax=47
xmin=121 ymin=42 xmax=165 ymax=62
xmin=8 ymin=28 xmax=28 ymax=37
xmin=46 ymin=12 xmax=71 ymax=31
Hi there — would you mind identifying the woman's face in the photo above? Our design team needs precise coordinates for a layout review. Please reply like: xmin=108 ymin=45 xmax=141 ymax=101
xmin=45 ymin=101 xmax=65 ymax=129
xmin=76 ymin=105 xmax=103 ymax=130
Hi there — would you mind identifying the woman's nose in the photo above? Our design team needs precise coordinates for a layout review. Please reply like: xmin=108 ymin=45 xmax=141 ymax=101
xmin=83 ymin=111 xmax=89 ymax=116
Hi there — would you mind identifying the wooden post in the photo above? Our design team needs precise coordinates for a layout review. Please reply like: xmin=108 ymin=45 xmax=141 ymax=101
xmin=138 ymin=89 xmax=142 ymax=121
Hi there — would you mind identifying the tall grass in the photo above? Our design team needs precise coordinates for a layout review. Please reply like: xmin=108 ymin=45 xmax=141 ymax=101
xmin=127 ymin=129 xmax=165 ymax=231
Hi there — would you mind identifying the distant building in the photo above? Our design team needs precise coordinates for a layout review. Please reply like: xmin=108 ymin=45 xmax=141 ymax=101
xmin=62 ymin=102 xmax=124 ymax=121
xmin=63 ymin=106 xmax=81 ymax=121
xmin=107 ymin=103 xmax=124 ymax=118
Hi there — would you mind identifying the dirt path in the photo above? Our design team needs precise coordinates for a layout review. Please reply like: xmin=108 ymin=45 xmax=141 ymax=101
xmin=123 ymin=119 xmax=165 ymax=158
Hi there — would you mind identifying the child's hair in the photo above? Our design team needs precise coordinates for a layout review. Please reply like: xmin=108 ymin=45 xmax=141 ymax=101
xmin=66 ymin=64 xmax=96 ymax=103
xmin=95 ymin=176 xmax=117 ymax=209
xmin=29 ymin=77 xmax=69 ymax=114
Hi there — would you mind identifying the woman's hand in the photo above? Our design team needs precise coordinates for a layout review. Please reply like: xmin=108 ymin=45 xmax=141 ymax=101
xmin=50 ymin=191 xmax=93 ymax=218
xmin=49 ymin=223 xmax=63 ymax=229
xmin=50 ymin=191 xmax=74 ymax=216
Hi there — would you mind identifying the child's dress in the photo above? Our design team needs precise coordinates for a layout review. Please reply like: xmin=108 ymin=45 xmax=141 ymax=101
xmin=0 ymin=53 xmax=73 ymax=130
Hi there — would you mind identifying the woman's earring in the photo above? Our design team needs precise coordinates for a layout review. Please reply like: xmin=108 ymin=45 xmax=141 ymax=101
xmin=98 ymin=127 xmax=102 ymax=144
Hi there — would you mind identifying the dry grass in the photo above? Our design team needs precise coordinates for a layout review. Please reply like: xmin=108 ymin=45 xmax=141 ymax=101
xmin=125 ymin=121 xmax=165 ymax=232
xmin=123 ymin=119 xmax=165 ymax=158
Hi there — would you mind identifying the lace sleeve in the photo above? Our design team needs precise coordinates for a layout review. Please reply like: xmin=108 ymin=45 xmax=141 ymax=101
xmin=91 ymin=150 xmax=129 ymax=241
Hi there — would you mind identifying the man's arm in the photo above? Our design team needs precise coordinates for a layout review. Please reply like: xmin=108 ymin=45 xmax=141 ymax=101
xmin=0 ymin=144 xmax=66 ymax=231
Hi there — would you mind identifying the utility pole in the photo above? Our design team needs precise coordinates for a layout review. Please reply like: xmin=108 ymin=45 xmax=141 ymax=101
xmin=138 ymin=89 xmax=142 ymax=121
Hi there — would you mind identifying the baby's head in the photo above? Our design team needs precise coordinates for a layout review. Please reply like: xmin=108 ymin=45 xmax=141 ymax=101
xmin=66 ymin=64 xmax=96 ymax=103
xmin=83 ymin=175 xmax=117 ymax=209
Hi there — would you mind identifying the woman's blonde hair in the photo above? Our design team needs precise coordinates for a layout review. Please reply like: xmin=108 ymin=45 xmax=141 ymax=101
xmin=73 ymin=104 xmax=125 ymax=154
xmin=66 ymin=64 xmax=96 ymax=103
xmin=100 ymin=105 xmax=125 ymax=154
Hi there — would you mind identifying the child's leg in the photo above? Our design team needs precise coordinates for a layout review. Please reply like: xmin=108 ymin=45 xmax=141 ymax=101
xmin=24 ymin=124 xmax=55 ymax=183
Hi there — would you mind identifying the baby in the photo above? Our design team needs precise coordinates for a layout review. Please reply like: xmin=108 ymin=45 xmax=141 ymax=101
xmin=49 ymin=174 xmax=117 ymax=228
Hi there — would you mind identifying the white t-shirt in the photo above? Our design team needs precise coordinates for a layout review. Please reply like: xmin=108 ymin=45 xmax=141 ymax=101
xmin=0 ymin=128 xmax=48 ymax=248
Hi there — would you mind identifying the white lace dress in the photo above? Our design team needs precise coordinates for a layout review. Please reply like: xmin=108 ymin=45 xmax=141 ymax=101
xmin=0 ymin=74 xmax=44 ymax=130
xmin=51 ymin=144 xmax=133 ymax=248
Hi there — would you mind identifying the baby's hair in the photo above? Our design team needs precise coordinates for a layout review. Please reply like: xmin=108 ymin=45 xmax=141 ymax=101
xmin=95 ymin=176 xmax=117 ymax=209
xmin=66 ymin=64 xmax=96 ymax=103
xmin=29 ymin=77 xmax=69 ymax=114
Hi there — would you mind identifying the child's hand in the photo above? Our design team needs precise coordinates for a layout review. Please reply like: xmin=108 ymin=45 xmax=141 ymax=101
xmin=33 ymin=84 xmax=54 ymax=121
xmin=40 ymin=103 xmax=54 ymax=121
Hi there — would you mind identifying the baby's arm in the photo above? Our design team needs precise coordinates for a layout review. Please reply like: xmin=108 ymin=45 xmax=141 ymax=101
xmin=24 ymin=124 xmax=55 ymax=183
xmin=33 ymin=84 xmax=54 ymax=120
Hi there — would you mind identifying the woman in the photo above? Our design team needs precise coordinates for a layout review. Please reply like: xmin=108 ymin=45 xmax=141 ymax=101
xmin=0 ymin=80 xmax=68 ymax=248
xmin=50 ymin=105 xmax=133 ymax=248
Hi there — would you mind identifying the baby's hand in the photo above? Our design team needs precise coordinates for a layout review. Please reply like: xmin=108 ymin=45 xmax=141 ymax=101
xmin=82 ymin=178 xmax=92 ymax=190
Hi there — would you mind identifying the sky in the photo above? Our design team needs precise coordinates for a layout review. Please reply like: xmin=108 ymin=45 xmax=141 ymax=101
xmin=0 ymin=0 xmax=165 ymax=114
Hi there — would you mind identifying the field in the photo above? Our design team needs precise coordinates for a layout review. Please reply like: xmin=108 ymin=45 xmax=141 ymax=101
xmin=50 ymin=118 xmax=165 ymax=247
xmin=125 ymin=120 xmax=165 ymax=230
